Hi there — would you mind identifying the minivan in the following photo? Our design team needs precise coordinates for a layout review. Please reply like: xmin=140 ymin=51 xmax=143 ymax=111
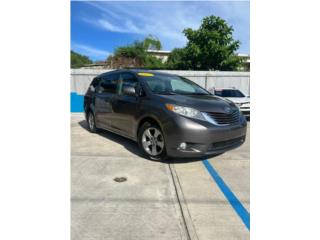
xmin=84 ymin=69 xmax=247 ymax=160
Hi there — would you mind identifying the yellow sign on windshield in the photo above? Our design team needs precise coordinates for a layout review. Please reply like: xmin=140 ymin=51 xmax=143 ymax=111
xmin=138 ymin=72 xmax=154 ymax=77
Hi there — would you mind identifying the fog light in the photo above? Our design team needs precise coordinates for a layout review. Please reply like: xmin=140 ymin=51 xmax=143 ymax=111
xmin=179 ymin=142 xmax=187 ymax=150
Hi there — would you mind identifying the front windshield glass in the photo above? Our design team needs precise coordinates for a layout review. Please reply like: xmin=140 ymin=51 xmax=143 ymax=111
xmin=221 ymin=90 xmax=245 ymax=97
xmin=140 ymin=74 xmax=210 ymax=95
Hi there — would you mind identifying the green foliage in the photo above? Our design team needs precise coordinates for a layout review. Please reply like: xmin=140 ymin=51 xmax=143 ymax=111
xmin=168 ymin=15 xmax=242 ymax=71
xmin=114 ymin=41 xmax=145 ymax=59
xmin=166 ymin=48 xmax=188 ymax=69
xmin=109 ymin=36 xmax=165 ymax=69
xmin=143 ymin=35 xmax=162 ymax=50
xmin=144 ymin=55 xmax=166 ymax=69
xmin=71 ymin=51 xmax=92 ymax=68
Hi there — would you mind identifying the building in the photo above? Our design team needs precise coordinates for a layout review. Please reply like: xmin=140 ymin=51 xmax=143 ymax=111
xmin=237 ymin=53 xmax=250 ymax=71
xmin=146 ymin=49 xmax=171 ymax=63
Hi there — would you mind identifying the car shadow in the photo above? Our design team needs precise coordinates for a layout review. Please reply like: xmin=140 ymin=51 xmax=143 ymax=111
xmin=78 ymin=120 xmax=221 ymax=164
xmin=78 ymin=120 xmax=145 ymax=158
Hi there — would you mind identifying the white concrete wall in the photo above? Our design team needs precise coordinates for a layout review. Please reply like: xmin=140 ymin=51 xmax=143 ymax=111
xmin=71 ymin=69 xmax=250 ymax=95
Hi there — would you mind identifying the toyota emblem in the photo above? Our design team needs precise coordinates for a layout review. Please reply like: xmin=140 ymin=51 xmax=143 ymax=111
xmin=224 ymin=106 xmax=231 ymax=113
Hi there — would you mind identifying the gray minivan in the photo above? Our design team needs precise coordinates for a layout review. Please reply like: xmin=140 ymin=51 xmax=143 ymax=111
xmin=84 ymin=69 xmax=247 ymax=160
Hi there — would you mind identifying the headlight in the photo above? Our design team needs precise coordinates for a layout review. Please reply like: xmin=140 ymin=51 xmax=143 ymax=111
xmin=165 ymin=104 xmax=206 ymax=121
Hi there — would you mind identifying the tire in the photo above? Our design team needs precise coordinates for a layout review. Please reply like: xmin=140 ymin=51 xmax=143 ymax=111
xmin=138 ymin=122 xmax=168 ymax=161
xmin=87 ymin=111 xmax=98 ymax=133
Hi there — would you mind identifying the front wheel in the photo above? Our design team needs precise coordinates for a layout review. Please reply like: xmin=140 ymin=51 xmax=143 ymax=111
xmin=138 ymin=122 xmax=167 ymax=161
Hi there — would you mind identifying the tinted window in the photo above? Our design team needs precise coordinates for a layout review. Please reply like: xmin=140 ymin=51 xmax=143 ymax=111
xmin=100 ymin=73 xmax=119 ymax=93
xmin=220 ymin=90 xmax=245 ymax=97
xmin=214 ymin=90 xmax=223 ymax=96
xmin=91 ymin=77 xmax=100 ymax=87
xmin=119 ymin=72 xmax=138 ymax=94
xmin=88 ymin=77 xmax=101 ymax=92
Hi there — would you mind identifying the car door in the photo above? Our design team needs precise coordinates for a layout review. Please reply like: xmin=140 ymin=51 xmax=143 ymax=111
xmin=94 ymin=73 xmax=119 ymax=128
xmin=110 ymin=72 xmax=140 ymax=138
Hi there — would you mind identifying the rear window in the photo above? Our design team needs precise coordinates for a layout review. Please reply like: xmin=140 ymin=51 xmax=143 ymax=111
xmin=215 ymin=89 xmax=245 ymax=97
xmin=91 ymin=77 xmax=100 ymax=87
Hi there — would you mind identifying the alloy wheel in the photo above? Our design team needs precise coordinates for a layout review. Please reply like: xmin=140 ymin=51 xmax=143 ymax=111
xmin=88 ymin=113 xmax=94 ymax=130
xmin=142 ymin=127 xmax=164 ymax=156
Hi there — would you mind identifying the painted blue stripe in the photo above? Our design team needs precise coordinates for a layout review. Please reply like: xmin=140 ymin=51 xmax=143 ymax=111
xmin=203 ymin=159 xmax=250 ymax=230
xmin=70 ymin=92 xmax=84 ymax=112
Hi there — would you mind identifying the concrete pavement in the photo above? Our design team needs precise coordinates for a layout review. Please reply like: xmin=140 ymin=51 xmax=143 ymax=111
xmin=71 ymin=113 xmax=250 ymax=240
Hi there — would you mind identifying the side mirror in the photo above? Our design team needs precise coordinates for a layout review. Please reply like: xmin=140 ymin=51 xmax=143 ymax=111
xmin=123 ymin=86 xmax=136 ymax=96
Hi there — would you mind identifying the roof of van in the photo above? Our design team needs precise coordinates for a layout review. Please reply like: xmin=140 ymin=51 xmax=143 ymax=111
xmin=98 ymin=69 xmax=175 ymax=77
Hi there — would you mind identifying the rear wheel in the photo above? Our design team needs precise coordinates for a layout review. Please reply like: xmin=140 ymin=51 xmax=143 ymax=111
xmin=87 ymin=111 xmax=98 ymax=133
xmin=138 ymin=122 xmax=167 ymax=161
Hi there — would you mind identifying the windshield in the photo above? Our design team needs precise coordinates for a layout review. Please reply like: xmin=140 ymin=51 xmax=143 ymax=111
xmin=215 ymin=89 xmax=245 ymax=97
xmin=140 ymin=74 xmax=210 ymax=95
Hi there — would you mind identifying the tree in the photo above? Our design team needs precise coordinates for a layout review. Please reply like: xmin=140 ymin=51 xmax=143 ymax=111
xmin=144 ymin=55 xmax=165 ymax=69
xmin=71 ymin=51 xmax=92 ymax=68
xmin=143 ymin=35 xmax=162 ymax=50
xmin=168 ymin=16 xmax=242 ymax=71
xmin=106 ymin=36 xmax=165 ymax=69
xmin=166 ymin=48 xmax=188 ymax=69
xmin=114 ymin=41 xmax=145 ymax=59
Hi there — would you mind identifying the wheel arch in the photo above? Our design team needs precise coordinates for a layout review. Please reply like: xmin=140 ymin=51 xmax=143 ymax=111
xmin=84 ymin=103 xmax=95 ymax=120
xmin=136 ymin=115 xmax=164 ymax=139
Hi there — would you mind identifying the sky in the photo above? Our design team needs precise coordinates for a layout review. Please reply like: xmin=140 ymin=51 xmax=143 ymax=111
xmin=71 ymin=1 xmax=250 ymax=61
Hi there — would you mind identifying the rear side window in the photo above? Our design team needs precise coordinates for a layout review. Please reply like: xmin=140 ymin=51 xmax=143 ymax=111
xmin=99 ymin=73 xmax=119 ymax=94
xmin=88 ymin=77 xmax=101 ymax=92
xmin=91 ymin=77 xmax=100 ymax=88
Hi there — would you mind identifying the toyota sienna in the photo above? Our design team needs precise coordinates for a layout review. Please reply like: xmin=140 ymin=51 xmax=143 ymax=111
xmin=84 ymin=69 xmax=247 ymax=160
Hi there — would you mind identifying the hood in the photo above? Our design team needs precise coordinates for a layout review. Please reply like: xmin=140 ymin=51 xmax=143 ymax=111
xmin=224 ymin=96 xmax=250 ymax=104
xmin=157 ymin=94 xmax=238 ymax=113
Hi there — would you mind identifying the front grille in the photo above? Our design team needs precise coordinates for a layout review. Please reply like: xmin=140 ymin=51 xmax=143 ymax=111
xmin=208 ymin=137 xmax=245 ymax=151
xmin=206 ymin=110 xmax=240 ymax=125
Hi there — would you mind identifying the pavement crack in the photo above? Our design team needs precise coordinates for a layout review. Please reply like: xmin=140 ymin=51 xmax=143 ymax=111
xmin=168 ymin=162 xmax=199 ymax=240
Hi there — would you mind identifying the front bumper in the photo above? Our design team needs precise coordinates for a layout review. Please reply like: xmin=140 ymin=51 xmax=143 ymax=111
xmin=239 ymin=104 xmax=250 ymax=117
xmin=162 ymin=114 xmax=247 ymax=158
xmin=240 ymin=109 xmax=250 ymax=117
